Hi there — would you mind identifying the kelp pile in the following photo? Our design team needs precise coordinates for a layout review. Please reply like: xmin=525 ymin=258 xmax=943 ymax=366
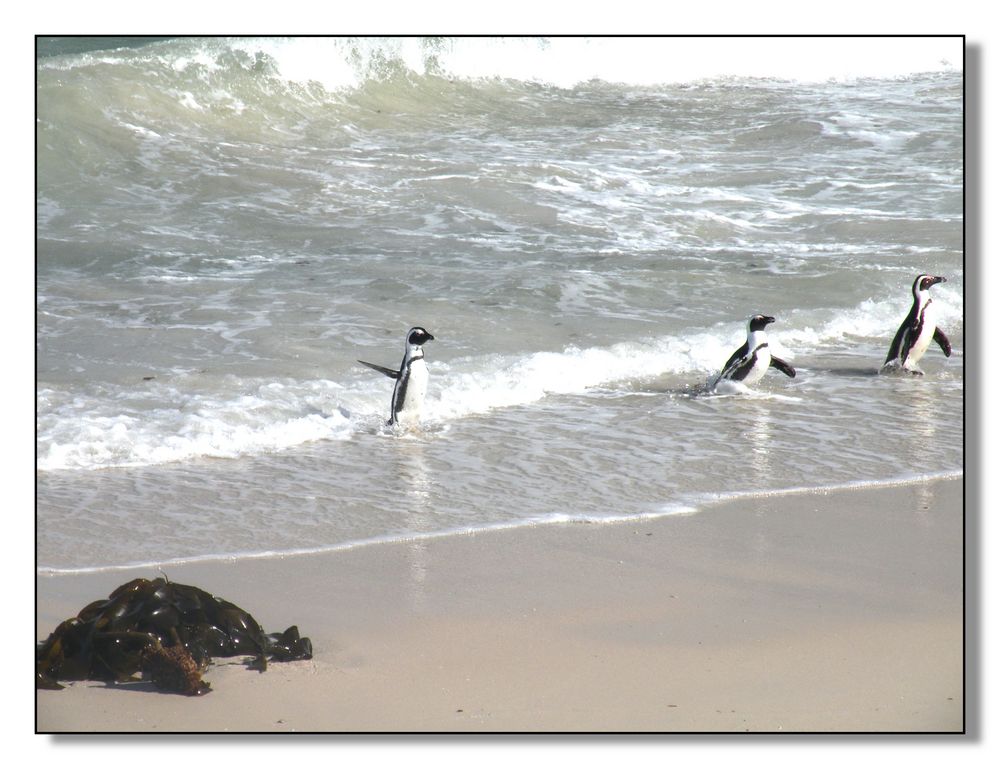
xmin=37 ymin=577 xmax=312 ymax=695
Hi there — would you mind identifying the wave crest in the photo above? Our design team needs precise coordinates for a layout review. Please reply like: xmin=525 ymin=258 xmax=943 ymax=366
xmin=40 ymin=36 xmax=962 ymax=91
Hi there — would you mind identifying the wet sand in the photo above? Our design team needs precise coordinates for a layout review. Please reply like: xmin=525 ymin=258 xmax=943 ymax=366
xmin=36 ymin=476 xmax=963 ymax=732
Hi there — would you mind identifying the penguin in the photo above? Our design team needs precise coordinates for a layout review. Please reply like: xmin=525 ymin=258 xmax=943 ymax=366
xmin=881 ymin=274 xmax=952 ymax=375
xmin=713 ymin=314 xmax=796 ymax=389
xmin=358 ymin=326 xmax=435 ymax=427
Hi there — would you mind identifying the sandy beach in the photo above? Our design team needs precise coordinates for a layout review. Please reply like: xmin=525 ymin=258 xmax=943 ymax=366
xmin=36 ymin=475 xmax=963 ymax=733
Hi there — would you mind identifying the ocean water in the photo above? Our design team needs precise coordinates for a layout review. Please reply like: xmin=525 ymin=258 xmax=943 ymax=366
xmin=36 ymin=37 xmax=964 ymax=573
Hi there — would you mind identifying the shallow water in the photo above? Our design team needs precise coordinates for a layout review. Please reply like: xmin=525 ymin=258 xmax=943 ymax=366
xmin=36 ymin=37 xmax=964 ymax=572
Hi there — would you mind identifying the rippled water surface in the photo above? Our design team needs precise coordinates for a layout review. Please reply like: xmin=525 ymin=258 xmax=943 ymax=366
xmin=36 ymin=37 xmax=964 ymax=571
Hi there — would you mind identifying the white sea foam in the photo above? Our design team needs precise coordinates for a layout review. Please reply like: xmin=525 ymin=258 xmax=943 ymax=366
xmin=423 ymin=335 xmax=720 ymax=422
xmin=36 ymin=46 xmax=964 ymax=577
xmin=37 ymin=382 xmax=356 ymax=471
xmin=40 ymin=36 xmax=962 ymax=89
xmin=246 ymin=36 xmax=961 ymax=89
xmin=781 ymin=284 xmax=964 ymax=353
xmin=688 ymin=470 xmax=963 ymax=509
xmin=36 ymin=284 xmax=962 ymax=472
xmin=36 ymin=336 xmax=728 ymax=471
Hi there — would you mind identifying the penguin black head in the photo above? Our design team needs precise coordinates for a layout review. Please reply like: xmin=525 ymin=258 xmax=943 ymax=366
xmin=406 ymin=327 xmax=435 ymax=346
xmin=912 ymin=274 xmax=946 ymax=295
xmin=747 ymin=314 xmax=776 ymax=332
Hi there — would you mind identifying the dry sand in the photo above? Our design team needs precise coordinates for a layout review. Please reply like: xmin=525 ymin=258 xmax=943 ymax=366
xmin=36 ymin=476 xmax=963 ymax=733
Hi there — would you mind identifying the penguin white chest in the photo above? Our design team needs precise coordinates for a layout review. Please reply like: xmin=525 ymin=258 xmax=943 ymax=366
xmin=742 ymin=345 xmax=772 ymax=385
xmin=394 ymin=359 xmax=429 ymax=425
xmin=904 ymin=302 xmax=937 ymax=367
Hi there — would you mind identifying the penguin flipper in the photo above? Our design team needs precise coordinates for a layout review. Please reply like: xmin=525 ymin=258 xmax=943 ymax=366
xmin=770 ymin=356 xmax=796 ymax=378
xmin=358 ymin=360 xmax=400 ymax=379
xmin=721 ymin=341 xmax=749 ymax=374
xmin=933 ymin=327 xmax=952 ymax=357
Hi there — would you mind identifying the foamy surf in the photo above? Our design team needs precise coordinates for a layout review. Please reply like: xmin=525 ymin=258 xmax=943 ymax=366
xmin=37 ymin=39 xmax=962 ymax=573
xmin=36 ymin=382 xmax=357 ymax=470
xmin=36 ymin=286 xmax=959 ymax=471
xmin=39 ymin=36 xmax=962 ymax=90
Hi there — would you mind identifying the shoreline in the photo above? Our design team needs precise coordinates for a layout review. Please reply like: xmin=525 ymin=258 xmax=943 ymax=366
xmin=36 ymin=470 xmax=963 ymax=577
xmin=37 ymin=475 xmax=963 ymax=732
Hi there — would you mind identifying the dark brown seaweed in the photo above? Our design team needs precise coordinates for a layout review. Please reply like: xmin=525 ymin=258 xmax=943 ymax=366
xmin=37 ymin=577 xmax=312 ymax=695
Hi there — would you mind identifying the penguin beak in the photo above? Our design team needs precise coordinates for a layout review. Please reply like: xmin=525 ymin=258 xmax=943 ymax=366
xmin=763 ymin=316 xmax=776 ymax=325
xmin=932 ymin=276 xmax=947 ymax=286
xmin=426 ymin=332 xmax=435 ymax=341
